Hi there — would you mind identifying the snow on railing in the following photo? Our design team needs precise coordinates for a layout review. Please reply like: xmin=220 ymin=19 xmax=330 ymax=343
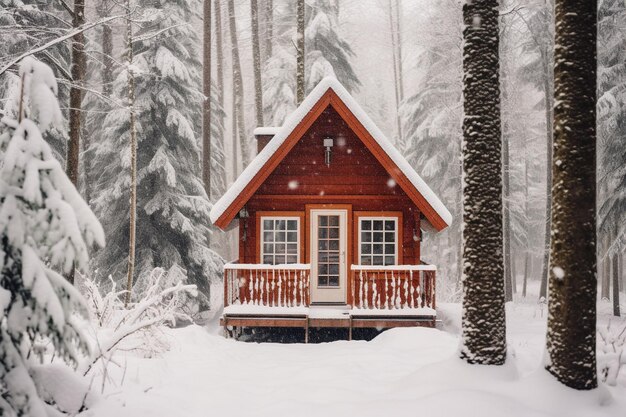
xmin=350 ymin=264 xmax=436 ymax=310
xmin=224 ymin=263 xmax=311 ymax=308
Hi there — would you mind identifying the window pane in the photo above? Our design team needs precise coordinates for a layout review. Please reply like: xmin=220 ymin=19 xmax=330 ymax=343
xmin=287 ymin=231 xmax=298 ymax=242
xmin=287 ymin=220 xmax=297 ymax=230
xmin=385 ymin=256 xmax=395 ymax=266
xmin=276 ymin=220 xmax=286 ymax=230
xmin=362 ymin=231 xmax=371 ymax=243
xmin=319 ymin=264 xmax=328 ymax=274
xmin=263 ymin=255 xmax=273 ymax=264
xmin=329 ymin=227 xmax=339 ymax=239
xmin=373 ymin=256 xmax=384 ymax=265
xmin=362 ymin=245 xmax=371 ymax=254
xmin=318 ymin=276 xmax=328 ymax=286
xmin=274 ymin=255 xmax=286 ymax=264
xmin=286 ymin=255 xmax=298 ymax=264
xmin=329 ymin=264 xmax=339 ymax=275
xmin=319 ymin=240 xmax=328 ymax=250
xmin=275 ymin=243 xmax=285 ymax=254
xmin=385 ymin=220 xmax=395 ymax=231
xmin=385 ymin=244 xmax=395 ymax=254
xmin=287 ymin=244 xmax=298 ymax=255
xmin=275 ymin=231 xmax=286 ymax=243
xmin=328 ymin=276 xmax=339 ymax=286
xmin=385 ymin=232 xmax=395 ymax=242
xmin=263 ymin=243 xmax=274 ymax=254
xmin=329 ymin=240 xmax=339 ymax=250
xmin=263 ymin=219 xmax=274 ymax=230
xmin=319 ymin=228 xmax=328 ymax=238
xmin=373 ymin=220 xmax=383 ymax=230
xmin=373 ymin=232 xmax=383 ymax=243
xmin=263 ymin=231 xmax=274 ymax=242
xmin=319 ymin=252 xmax=329 ymax=263
xmin=373 ymin=244 xmax=383 ymax=254
xmin=361 ymin=256 xmax=372 ymax=265
xmin=329 ymin=216 xmax=339 ymax=226
xmin=362 ymin=220 xmax=371 ymax=231
xmin=320 ymin=216 xmax=328 ymax=226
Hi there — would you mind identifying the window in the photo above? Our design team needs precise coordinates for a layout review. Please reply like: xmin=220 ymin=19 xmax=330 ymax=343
xmin=359 ymin=217 xmax=398 ymax=266
xmin=261 ymin=217 xmax=300 ymax=264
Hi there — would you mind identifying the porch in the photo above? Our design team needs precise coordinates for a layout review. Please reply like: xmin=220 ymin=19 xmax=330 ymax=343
xmin=221 ymin=263 xmax=437 ymax=341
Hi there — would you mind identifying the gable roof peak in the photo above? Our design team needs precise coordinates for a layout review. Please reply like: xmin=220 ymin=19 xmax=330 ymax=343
xmin=210 ymin=77 xmax=452 ymax=231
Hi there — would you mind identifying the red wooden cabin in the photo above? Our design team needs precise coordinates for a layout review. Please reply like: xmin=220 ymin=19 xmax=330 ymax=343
xmin=211 ymin=78 xmax=452 ymax=340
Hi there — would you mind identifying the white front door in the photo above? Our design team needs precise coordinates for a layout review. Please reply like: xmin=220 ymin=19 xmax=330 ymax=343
xmin=310 ymin=209 xmax=348 ymax=304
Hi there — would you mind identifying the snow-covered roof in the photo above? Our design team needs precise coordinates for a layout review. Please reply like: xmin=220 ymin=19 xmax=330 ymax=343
xmin=210 ymin=77 xmax=452 ymax=229
xmin=253 ymin=127 xmax=281 ymax=136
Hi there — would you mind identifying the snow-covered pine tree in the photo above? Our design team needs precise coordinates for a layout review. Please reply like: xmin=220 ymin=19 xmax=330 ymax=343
xmin=91 ymin=0 xmax=223 ymax=303
xmin=0 ymin=0 xmax=70 ymax=163
xmin=545 ymin=0 xmax=597 ymax=390
xmin=0 ymin=57 xmax=104 ymax=417
xmin=598 ymin=0 xmax=626 ymax=314
xmin=398 ymin=0 xmax=463 ymax=297
xmin=459 ymin=0 xmax=506 ymax=365
xmin=263 ymin=1 xmax=297 ymax=125
xmin=305 ymin=0 xmax=360 ymax=93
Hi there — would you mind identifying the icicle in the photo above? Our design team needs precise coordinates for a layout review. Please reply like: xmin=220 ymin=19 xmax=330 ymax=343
xmin=409 ymin=270 xmax=415 ymax=309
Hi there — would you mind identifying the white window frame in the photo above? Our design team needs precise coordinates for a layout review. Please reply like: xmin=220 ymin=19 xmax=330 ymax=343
xmin=358 ymin=216 xmax=399 ymax=266
xmin=260 ymin=216 xmax=301 ymax=264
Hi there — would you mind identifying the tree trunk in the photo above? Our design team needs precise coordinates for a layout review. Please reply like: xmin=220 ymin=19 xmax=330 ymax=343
xmin=67 ymin=0 xmax=85 ymax=188
xmin=601 ymin=235 xmax=611 ymax=299
xmin=227 ymin=0 xmax=249 ymax=165
xmin=501 ymin=66 xmax=513 ymax=303
xmin=394 ymin=0 xmax=404 ymax=103
xmin=460 ymin=0 xmax=506 ymax=365
xmin=215 ymin=0 xmax=225 ymax=111
xmin=100 ymin=0 xmax=114 ymax=96
xmin=545 ymin=0 xmax=597 ymax=390
xmin=613 ymin=251 xmax=621 ymax=317
xmin=523 ymin=252 xmax=530 ymax=298
xmin=251 ymin=0 xmax=264 ymax=128
xmin=539 ymin=25 xmax=554 ymax=301
xmin=296 ymin=0 xmax=305 ymax=104
xmin=265 ymin=0 xmax=273 ymax=59
xmin=202 ymin=0 xmax=212 ymax=197
xmin=124 ymin=0 xmax=137 ymax=307
xmin=231 ymin=74 xmax=238 ymax=179
xmin=387 ymin=0 xmax=402 ymax=141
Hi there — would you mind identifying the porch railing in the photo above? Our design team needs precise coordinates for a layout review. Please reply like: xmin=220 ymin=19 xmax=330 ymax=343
xmin=224 ymin=263 xmax=311 ymax=308
xmin=350 ymin=265 xmax=436 ymax=310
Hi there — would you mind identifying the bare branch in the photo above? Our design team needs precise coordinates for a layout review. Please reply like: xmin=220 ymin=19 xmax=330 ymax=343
xmin=0 ymin=14 xmax=125 ymax=77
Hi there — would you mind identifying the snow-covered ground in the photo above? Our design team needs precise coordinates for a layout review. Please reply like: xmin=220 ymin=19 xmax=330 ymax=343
xmin=82 ymin=299 xmax=626 ymax=417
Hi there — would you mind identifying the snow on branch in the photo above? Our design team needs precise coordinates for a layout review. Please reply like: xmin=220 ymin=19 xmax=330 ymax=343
xmin=0 ymin=14 xmax=126 ymax=77
xmin=79 ymin=268 xmax=197 ymax=378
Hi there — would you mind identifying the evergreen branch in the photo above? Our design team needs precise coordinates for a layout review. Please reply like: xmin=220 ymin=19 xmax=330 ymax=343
xmin=0 ymin=14 xmax=125 ymax=77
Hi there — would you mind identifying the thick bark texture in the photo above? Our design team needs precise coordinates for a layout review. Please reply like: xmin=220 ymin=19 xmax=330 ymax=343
xmin=125 ymin=0 xmax=137 ymax=307
xmin=227 ymin=0 xmax=249 ymax=164
xmin=296 ymin=0 xmax=305 ymax=104
xmin=251 ymin=0 xmax=264 ymax=128
xmin=202 ymin=0 xmax=212 ymax=197
xmin=67 ymin=0 xmax=86 ymax=188
xmin=545 ymin=0 xmax=597 ymax=390
xmin=460 ymin=0 xmax=506 ymax=365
